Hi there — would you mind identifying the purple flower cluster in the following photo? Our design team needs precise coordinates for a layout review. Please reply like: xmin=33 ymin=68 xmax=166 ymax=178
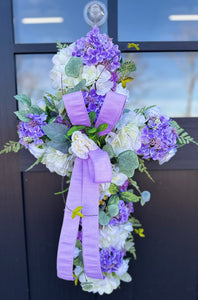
xmin=100 ymin=247 xmax=124 ymax=273
xmin=18 ymin=113 xmax=47 ymax=148
xmin=109 ymin=200 xmax=133 ymax=226
xmin=82 ymin=89 xmax=105 ymax=121
xmin=137 ymin=116 xmax=178 ymax=160
xmin=72 ymin=27 xmax=121 ymax=72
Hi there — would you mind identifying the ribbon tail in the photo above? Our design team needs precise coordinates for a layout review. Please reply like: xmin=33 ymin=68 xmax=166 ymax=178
xmin=82 ymin=159 xmax=103 ymax=279
xmin=57 ymin=158 xmax=83 ymax=281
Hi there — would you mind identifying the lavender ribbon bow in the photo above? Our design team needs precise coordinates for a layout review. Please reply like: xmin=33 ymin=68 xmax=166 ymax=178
xmin=57 ymin=91 xmax=126 ymax=280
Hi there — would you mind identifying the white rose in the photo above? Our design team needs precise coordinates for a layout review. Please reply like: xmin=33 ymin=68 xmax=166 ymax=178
xmin=99 ymin=222 xmax=133 ymax=250
xmin=71 ymin=131 xmax=98 ymax=159
xmin=158 ymin=148 xmax=177 ymax=165
xmin=82 ymin=65 xmax=97 ymax=86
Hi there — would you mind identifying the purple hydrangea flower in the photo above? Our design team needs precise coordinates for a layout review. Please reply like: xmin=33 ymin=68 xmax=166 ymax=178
xmin=82 ymin=89 xmax=105 ymax=121
xmin=109 ymin=200 xmax=133 ymax=226
xmin=72 ymin=27 xmax=121 ymax=72
xmin=18 ymin=113 xmax=47 ymax=148
xmin=137 ymin=115 xmax=178 ymax=161
xmin=100 ymin=247 xmax=124 ymax=273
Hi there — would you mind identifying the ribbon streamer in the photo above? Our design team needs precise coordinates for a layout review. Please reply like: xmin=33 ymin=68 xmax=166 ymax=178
xmin=57 ymin=91 xmax=126 ymax=280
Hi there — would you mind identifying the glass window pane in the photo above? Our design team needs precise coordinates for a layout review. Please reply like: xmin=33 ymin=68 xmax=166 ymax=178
xmin=118 ymin=0 xmax=198 ymax=41
xmin=123 ymin=52 xmax=198 ymax=117
xmin=13 ymin=0 xmax=107 ymax=43
xmin=16 ymin=54 xmax=54 ymax=108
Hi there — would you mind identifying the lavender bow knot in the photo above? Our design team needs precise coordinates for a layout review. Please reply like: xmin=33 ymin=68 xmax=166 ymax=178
xmin=57 ymin=91 xmax=126 ymax=280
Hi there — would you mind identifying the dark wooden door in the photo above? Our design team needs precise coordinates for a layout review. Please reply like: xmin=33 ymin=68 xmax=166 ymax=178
xmin=0 ymin=1 xmax=198 ymax=300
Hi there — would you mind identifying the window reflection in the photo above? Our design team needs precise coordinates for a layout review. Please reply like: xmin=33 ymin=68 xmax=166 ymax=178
xmin=13 ymin=0 xmax=107 ymax=43
xmin=16 ymin=53 xmax=198 ymax=117
xmin=118 ymin=0 xmax=198 ymax=41
xmin=16 ymin=54 xmax=54 ymax=107
xmin=123 ymin=52 xmax=198 ymax=117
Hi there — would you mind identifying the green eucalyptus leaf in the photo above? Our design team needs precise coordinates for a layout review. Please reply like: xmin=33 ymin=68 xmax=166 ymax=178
xmin=66 ymin=79 xmax=86 ymax=94
xmin=99 ymin=210 xmax=110 ymax=226
xmin=108 ymin=204 xmax=119 ymax=218
xmin=30 ymin=105 xmax=44 ymax=115
xmin=119 ymin=272 xmax=132 ymax=282
xmin=67 ymin=125 xmax=86 ymax=136
xmin=14 ymin=94 xmax=31 ymax=108
xmin=14 ymin=110 xmax=31 ymax=122
xmin=41 ymin=123 xmax=69 ymax=143
xmin=118 ymin=150 xmax=139 ymax=177
xmin=102 ymin=144 xmax=114 ymax=159
xmin=108 ymin=195 xmax=119 ymax=206
xmin=47 ymin=141 xmax=70 ymax=154
xmin=109 ymin=183 xmax=120 ymax=195
xmin=65 ymin=57 xmax=83 ymax=78
xmin=88 ymin=111 xmax=96 ymax=125
xmin=96 ymin=123 xmax=109 ymax=134
xmin=81 ymin=284 xmax=93 ymax=291
xmin=120 ymin=191 xmax=140 ymax=203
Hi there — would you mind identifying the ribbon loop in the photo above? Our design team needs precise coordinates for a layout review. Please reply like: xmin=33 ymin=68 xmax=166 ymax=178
xmin=57 ymin=91 xmax=126 ymax=281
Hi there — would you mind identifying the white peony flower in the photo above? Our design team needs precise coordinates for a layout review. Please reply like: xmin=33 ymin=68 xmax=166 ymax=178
xmin=28 ymin=143 xmax=46 ymax=159
xmin=71 ymin=131 xmax=98 ymax=159
xmin=116 ymin=110 xmax=145 ymax=130
xmin=78 ymin=271 xmax=120 ymax=295
xmin=158 ymin=148 xmax=177 ymax=165
xmin=82 ymin=65 xmax=97 ymax=86
xmin=115 ymin=83 xmax=130 ymax=102
xmin=50 ymin=44 xmax=81 ymax=90
xmin=95 ymin=64 xmax=113 ymax=96
xmin=106 ymin=125 xmax=141 ymax=156
xmin=42 ymin=147 xmax=74 ymax=176
xmin=115 ymin=259 xmax=129 ymax=276
xmin=96 ymin=80 xmax=114 ymax=96
xmin=99 ymin=222 xmax=133 ymax=250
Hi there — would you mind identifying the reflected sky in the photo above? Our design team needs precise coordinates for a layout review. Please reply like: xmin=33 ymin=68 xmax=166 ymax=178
xmin=124 ymin=52 xmax=198 ymax=117
xmin=16 ymin=52 xmax=198 ymax=117
xmin=13 ymin=0 xmax=198 ymax=117
xmin=118 ymin=0 xmax=198 ymax=41
xmin=13 ymin=0 xmax=107 ymax=43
